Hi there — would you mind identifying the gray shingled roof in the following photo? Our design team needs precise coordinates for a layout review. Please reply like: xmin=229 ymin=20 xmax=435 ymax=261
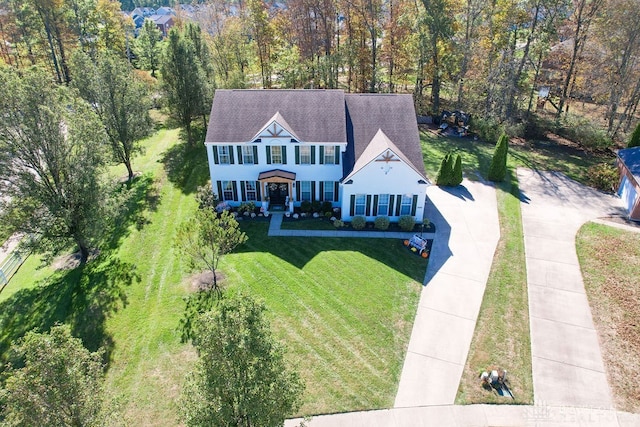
xmin=344 ymin=93 xmax=426 ymax=178
xmin=618 ymin=146 xmax=640 ymax=184
xmin=206 ymin=89 xmax=347 ymax=143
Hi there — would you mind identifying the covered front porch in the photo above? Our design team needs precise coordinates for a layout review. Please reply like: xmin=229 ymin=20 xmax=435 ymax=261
xmin=258 ymin=169 xmax=296 ymax=212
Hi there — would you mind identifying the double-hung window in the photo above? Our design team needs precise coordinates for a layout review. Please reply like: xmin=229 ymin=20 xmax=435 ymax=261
xmin=222 ymin=181 xmax=234 ymax=201
xmin=323 ymin=181 xmax=334 ymax=201
xmin=400 ymin=195 xmax=412 ymax=215
xmin=245 ymin=181 xmax=257 ymax=201
xmin=377 ymin=194 xmax=390 ymax=216
xmin=323 ymin=146 xmax=335 ymax=164
xmin=218 ymin=146 xmax=230 ymax=164
xmin=300 ymin=146 xmax=311 ymax=164
xmin=355 ymin=194 xmax=366 ymax=216
xmin=271 ymin=146 xmax=282 ymax=164
xmin=242 ymin=146 xmax=255 ymax=164
xmin=300 ymin=181 xmax=312 ymax=201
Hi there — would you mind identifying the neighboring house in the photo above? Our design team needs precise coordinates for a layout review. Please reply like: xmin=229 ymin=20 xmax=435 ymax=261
xmin=617 ymin=146 xmax=640 ymax=220
xmin=155 ymin=6 xmax=175 ymax=15
xmin=205 ymin=89 xmax=430 ymax=222
xmin=131 ymin=7 xmax=155 ymax=17
xmin=130 ymin=14 xmax=145 ymax=29
xmin=149 ymin=14 xmax=175 ymax=37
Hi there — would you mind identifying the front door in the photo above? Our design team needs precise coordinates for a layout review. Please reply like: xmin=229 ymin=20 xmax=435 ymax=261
xmin=268 ymin=182 xmax=289 ymax=205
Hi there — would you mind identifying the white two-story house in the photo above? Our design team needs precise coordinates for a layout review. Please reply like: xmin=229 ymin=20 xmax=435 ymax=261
xmin=204 ymin=89 xmax=430 ymax=222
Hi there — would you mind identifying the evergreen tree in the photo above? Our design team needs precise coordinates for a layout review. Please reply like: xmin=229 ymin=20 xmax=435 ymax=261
xmin=161 ymin=25 xmax=213 ymax=143
xmin=488 ymin=133 xmax=509 ymax=182
xmin=134 ymin=19 xmax=163 ymax=78
xmin=435 ymin=152 xmax=452 ymax=185
xmin=628 ymin=121 xmax=640 ymax=148
xmin=452 ymin=153 xmax=463 ymax=186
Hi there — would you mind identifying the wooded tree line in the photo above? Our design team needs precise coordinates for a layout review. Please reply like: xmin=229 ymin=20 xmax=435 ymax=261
xmin=188 ymin=0 xmax=640 ymax=139
xmin=1 ymin=0 xmax=639 ymax=139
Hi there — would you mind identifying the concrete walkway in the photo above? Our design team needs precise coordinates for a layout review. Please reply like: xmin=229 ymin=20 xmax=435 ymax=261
xmin=285 ymin=404 xmax=640 ymax=426
xmin=394 ymin=179 xmax=500 ymax=407
xmin=517 ymin=168 xmax=624 ymax=409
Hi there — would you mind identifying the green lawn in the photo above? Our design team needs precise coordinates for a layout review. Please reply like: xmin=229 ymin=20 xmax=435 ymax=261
xmin=455 ymin=171 xmax=532 ymax=404
xmin=230 ymin=222 xmax=425 ymax=415
xmin=0 ymin=124 xmax=426 ymax=424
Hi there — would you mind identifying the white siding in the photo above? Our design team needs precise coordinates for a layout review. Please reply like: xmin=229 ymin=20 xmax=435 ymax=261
xmin=341 ymin=158 xmax=427 ymax=221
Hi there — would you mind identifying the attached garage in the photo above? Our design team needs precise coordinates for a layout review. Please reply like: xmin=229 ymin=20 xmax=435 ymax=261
xmin=617 ymin=147 xmax=640 ymax=221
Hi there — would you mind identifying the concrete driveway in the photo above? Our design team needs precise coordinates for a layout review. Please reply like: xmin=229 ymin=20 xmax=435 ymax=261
xmin=394 ymin=179 xmax=500 ymax=407
xmin=517 ymin=168 xmax=625 ymax=409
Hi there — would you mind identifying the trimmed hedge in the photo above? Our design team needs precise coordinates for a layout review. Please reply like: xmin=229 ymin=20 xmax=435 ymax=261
xmin=351 ymin=216 xmax=366 ymax=230
xmin=398 ymin=216 xmax=415 ymax=231
xmin=374 ymin=216 xmax=390 ymax=230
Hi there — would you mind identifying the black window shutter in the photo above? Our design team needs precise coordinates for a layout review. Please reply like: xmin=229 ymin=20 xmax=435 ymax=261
xmin=388 ymin=195 xmax=395 ymax=216
xmin=295 ymin=146 xmax=300 ymax=164
xmin=411 ymin=195 xmax=418 ymax=216
xmin=241 ymin=181 xmax=246 ymax=200
xmin=319 ymin=182 xmax=324 ymax=201
xmin=228 ymin=145 xmax=235 ymax=164
xmin=256 ymin=181 xmax=262 ymax=200
xmin=237 ymin=146 xmax=243 ymax=164
xmin=252 ymin=146 xmax=258 ymax=163
xmin=395 ymin=194 xmax=402 ymax=216
xmin=232 ymin=181 xmax=238 ymax=201
xmin=319 ymin=146 xmax=324 ymax=164
xmin=213 ymin=146 xmax=219 ymax=164
xmin=350 ymin=194 xmax=355 ymax=216
xmin=365 ymin=195 xmax=372 ymax=216
xmin=295 ymin=181 xmax=301 ymax=201
xmin=334 ymin=182 xmax=339 ymax=202
xmin=311 ymin=146 xmax=316 ymax=164
xmin=266 ymin=146 xmax=272 ymax=164
xmin=372 ymin=195 xmax=379 ymax=216
xmin=217 ymin=181 xmax=223 ymax=199
xmin=282 ymin=146 xmax=287 ymax=164
xmin=335 ymin=146 xmax=340 ymax=164
xmin=311 ymin=181 xmax=316 ymax=201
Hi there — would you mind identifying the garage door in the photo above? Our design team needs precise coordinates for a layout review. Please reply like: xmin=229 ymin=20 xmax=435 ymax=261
xmin=618 ymin=175 xmax=638 ymax=214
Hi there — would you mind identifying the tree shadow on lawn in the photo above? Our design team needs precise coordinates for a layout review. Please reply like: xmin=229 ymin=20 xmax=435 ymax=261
xmin=103 ymin=173 xmax=162 ymax=251
xmin=235 ymin=222 xmax=427 ymax=284
xmin=0 ymin=255 xmax=139 ymax=371
xmin=159 ymin=141 xmax=210 ymax=195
